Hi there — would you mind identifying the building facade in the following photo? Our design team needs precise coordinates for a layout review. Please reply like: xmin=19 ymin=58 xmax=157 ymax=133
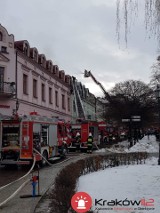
xmin=71 ymin=78 xmax=105 ymax=123
xmin=0 ymin=24 xmax=106 ymax=123
xmin=0 ymin=24 xmax=72 ymax=121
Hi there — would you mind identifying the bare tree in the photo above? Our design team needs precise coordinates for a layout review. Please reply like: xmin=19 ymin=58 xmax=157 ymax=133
xmin=150 ymin=56 xmax=160 ymax=88
xmin=116 ymin=0 xmax=160 ymax=45
xmin=106 ymin=80 xmax=155 ymax=126
xmin=112 ymin=80 xmax=153 ymax=102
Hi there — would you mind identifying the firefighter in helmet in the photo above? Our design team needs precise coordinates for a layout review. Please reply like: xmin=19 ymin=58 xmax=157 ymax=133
xmin=75 ymin=132 xmax=81 ymax=151
xmin=87 ymin=132 xmax=93 ymax=153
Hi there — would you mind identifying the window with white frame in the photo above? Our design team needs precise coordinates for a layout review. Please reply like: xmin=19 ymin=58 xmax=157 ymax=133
xmin=23 ymin=74 xmax=28 ymax=95
xmin=68 ymin=97 xmax=70 ymax=111
xmin=33 ymin=79 xmax=37 ymax=98
xmin=55 ymin=90 xmax=59 ymax=107
xmin=49 ymin=87 xmax=53 ymax=104
xmin=41 ymin=83 xmax=45 ymax=102
xmin=62 ymin=94 xmax=65 ymax=109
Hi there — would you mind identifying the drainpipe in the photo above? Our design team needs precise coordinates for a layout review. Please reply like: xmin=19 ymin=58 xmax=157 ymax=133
xmin=15 ymin=50 xmax=18 ymax=99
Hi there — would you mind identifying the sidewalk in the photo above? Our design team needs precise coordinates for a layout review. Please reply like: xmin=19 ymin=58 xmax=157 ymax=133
xmin=0 ymin=155 xmax=87 ymax=213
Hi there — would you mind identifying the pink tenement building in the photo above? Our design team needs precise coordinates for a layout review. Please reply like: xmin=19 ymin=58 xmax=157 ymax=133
xmin=0 ymin=24 xmax=72 ymax=121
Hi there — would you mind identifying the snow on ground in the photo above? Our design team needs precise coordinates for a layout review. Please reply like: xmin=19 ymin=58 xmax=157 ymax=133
xmin=96 ymin=135 xmax=159 ymax=154
xmin=77 ymin=136 xmax=160 ymax=213
xmin=125 ymin=135 xmax=159 ymax=153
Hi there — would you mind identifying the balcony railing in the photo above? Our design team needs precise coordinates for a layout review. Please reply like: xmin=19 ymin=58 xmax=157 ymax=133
xmin=0 ymin=82 xmax=16 ymax=97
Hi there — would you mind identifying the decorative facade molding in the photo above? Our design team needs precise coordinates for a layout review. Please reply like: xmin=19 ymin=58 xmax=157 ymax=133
xmin=32 ymin=70 xmax=39 ymax=77
xmin=47 ymin=80 xmax=53 ymax=86
xmin=54 ymin=84 xmax=59 ymax=89
xmin=0 ymin=53 xmax=10 ymax=62
xmin=21 ymin=64 xmax=30 ymax=72
xmin=40 ymin=75 xmax=47 ymax=82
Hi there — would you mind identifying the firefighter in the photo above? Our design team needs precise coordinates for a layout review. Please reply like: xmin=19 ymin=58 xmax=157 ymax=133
xmin=75 ymin=132 xmax=81 ymax=151
xmin=87 ymin=133 xmax=93 ymax=153
xmin=63 ymin=141 xmax=68 ymax=154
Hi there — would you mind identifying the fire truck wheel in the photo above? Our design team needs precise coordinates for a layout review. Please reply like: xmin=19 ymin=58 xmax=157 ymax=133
xmin=40 ymin=150 xmax=48 ymax=167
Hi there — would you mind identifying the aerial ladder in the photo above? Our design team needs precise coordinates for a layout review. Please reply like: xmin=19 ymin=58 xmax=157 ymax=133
xmin=71 ymin=76 xmax=86 ymax=120
xmin=84 ymin=70 xmax=112 ymax=102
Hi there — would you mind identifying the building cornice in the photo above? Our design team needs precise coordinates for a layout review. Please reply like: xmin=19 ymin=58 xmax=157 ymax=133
xmin=32 ymin=70 xmax=39 ymax=77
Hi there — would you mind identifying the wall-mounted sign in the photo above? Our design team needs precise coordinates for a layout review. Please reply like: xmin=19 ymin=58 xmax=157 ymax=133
xmin=122 ymin=119 xmax=130 ymax=122
xmin=0 ymin=105 xmax=10 ymax=108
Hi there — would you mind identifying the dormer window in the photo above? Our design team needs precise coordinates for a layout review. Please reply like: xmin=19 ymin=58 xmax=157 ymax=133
xmin=1 ymin=46 xmax=7 ymax=53
xmin=65 ymin=75 xmax=71 ymax=84
xmin=33 ymin=48 xmax=38 ymax=62
xmin=24 ymin=43 xmax=29 ymax=56
xmin=53 ymin=65 xmax=59 ymax=76
xmin=34 ymin=50 xmax=38 ymax=62
xmin=46 ymin=60 xmax=53 ymax=71
xmin=42 ymin=56 xmax=46 ymax=67
xmin=59 ymin=70 xmax=65 ymax=81
xmin=30 ymin=48 xmax=38 ymax=62
xmin=0 ymin=32 xmax=2 ymax=41
xmin=38 ymin=54 xmax=46 ymax=68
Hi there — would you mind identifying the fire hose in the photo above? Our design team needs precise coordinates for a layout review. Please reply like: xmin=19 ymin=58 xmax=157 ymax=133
xmin=0 ymin=155 xmax=36 ymax=208
xmin=0 ymin=155 xmax=36 ymax=191
xmin=33 ymin=148 xmax=53 ymax=166
xmin=0 ymin=148 xmax=73 ymax=208
xmin=0 ymin=179 xmax=30 ymax=208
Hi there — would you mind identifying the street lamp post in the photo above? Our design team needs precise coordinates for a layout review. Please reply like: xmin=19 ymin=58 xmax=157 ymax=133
xmin=155 ymin=85 xmax=160 ymax=165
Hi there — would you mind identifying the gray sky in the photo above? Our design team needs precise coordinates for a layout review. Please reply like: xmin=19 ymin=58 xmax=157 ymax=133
xmin=0 ymin=0 xmax=158 ymax=97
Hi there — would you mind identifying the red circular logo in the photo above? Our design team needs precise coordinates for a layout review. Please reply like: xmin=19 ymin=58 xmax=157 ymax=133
xmin=71 ymin=191 xmax=92 ymax=213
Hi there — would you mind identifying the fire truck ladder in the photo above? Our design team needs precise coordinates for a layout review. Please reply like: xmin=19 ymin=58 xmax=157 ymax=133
xmin=84 ymin=70 xmax=112 ymax=102
xmin=71 ymin=77 xmax=86 ymax=119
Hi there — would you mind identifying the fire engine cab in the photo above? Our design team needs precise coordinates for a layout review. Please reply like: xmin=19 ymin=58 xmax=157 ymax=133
xmin=69 ymin=119 xmax=99 ymax=151
xmin=0 ymin=112 xmax=71 ymax=166
xmin=98 ymin=121 xmax=120 ymax=144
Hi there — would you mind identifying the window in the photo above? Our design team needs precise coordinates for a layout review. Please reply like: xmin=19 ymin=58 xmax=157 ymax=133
xmin=55 ymin=90 xmax=59 ymax=107
xmin=0 ymin=66 xmax=4 ymax=81
xmin=23 ymin=74 xmax=28 ymax=94
xmin=49 ymin=87 xmax=52 ymax=104
xmin=73 ymin=100 xmax=76 ymax=112
xmin=62 ymin=94 xmax=65 ymax=109
xmin=1 ymin=46 xmax=7 ymax=53
xmin=0 ymin=66 xmax=4 ymax=92
xmin=40 ymin=55 xmax=46 ymax=67
xmin=34 ymin=50 xmax=38 ymax=61
xmin=24 ymin=43 xmax=28 ymax=56
xmin=0 ymin=32 xmax=2 ymax=41
xmin=41 ymin=83 xmax=45 ymax=102
xmin=33 ymin=79 xmax=37 ymax=98
xmin=68 ymin=97 xmax=70 ymax=111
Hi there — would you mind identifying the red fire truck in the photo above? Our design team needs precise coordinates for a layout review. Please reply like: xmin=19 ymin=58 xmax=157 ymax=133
xmin=98 ymin=121 xmax=120 ymax=144
xmin=98 ymin=121 xmax=108 ymax=143
xmin=0 ymin=112 xmax=71 ymax=166
xmin=69 ymin=119 xmax=99 ymax=151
